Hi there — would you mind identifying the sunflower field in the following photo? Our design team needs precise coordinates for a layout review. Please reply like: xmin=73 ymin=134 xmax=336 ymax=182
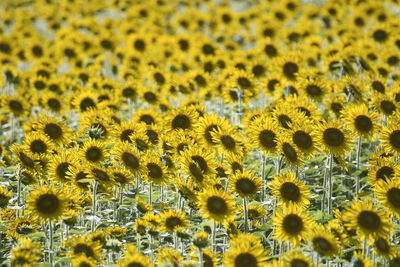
xmin=1 ymin=0 xmax=400 ymax=266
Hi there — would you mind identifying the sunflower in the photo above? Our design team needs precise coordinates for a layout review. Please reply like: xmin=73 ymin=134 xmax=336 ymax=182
xmin=71 ymin=90 xmax=99 ymax=113
xmin=272 ymin=203 xmax=314 ymax=246
xmin=308 ymin=224 xmax=340 ymax=257
xmin=281 ymin=250 xmax=314 ymax=267
xmin=224 ymin=233 xmax=269 ymax=267
xmin=351 ymin=252 xmax=374 ymax=267
xmin=110 ymin=167 xmax=133 ymax=187
xmin=66 ymin=165 xmax=91 ymax=192
xmin=374 ymin=178 xmax=400 ymax=216
xmin=7 ymin=215 xmax=40 ymax=239
xmin=72 ymin=255 xmax=97 ymax=267
xmin=271 ymin=103 xmax=306 ymax=130
xmin=159 ymin=210 xmax=189 ymax=233
xmin=166 ymin=106 xmax=198 ymax=132
xmin=370 ymin=236 xmax=396 ymax=259
xmin=299 ymin=77 xmax=328 ymax=102
xmin=286 ymin=94 xmax=322 ymax=122
xmin=1 ymin=95 xmax=30 ymax=118
xmin=10 ymin=238 xmax=43 ymax=267
xmin=48 ymin=150 xmax=78 ymax=183
xmin=343 ymin=198 xmax=392 ymax=240
xmin=0 ymin=186 xmax=12 ymax=208
xmin=119 ymin=244 xmax=151 ymax=267
xmin=143 ymin=151 xmax=169 ymax=185
xmin=341 ymin=103 xmax=380 ymax=140
xmin=119 ymin=81 xmax=139 ymax=102
xmin=111 ymin=141 xmax=142 ymax=175
xmin=286 ymin=119 xmax=319 ymax=158
xmin=196 ymin=113 xmax=231 ymax=149
xmin=41 ymin=92 xmax=64 ymax=113
xmin=155 ymin=247 xmax=184 ymax=266
xmin=381 ymin=120 xmax=400 ymax=154
xmin=273 ymin=53 xmax=303 ymax=83
xmin=326 ymin=95 xmax=346 ymax=118
xmin=227 ymin=69 xmax=258 ymax=97
xmin=247 ymin=115 xmax=279 ymax=155
xmin=228 ymin=169 xmax=263 ymax=199
xmin=111 ymin=120 xmax=147 ymax=144
xmin=65 ymin=236 xmax=103 ymax=262
xmin=373 ymin=93 xmax=397 ymax=116
xmin=211 ymin=125 xmax=246 ymax=157
xmin=89 ymin=165 xmax=114 ymax=185
xmin=269 ymin=172 xmax=310 ymax=208
xmin=78 ymin=108 xmax=114 ymax=140
xmin=20 ymin=169 xmax=38 ymax=186
xmin=246 ymin=203 xmax=267 ymax=220
xmin=79 ymin=138 xmax=108 ymax=165
xmin=129 ymin=130 xmax=152 ymax=152
xmin=26 ymin=186 xmax=69 ymax=221
xmin=106 ymin=225 xmax=128 ymax=238
xmin=277 ymin=135 xmax=304 ymax=169
xmin=367 ymin=158 xmax=399 ymax=185
xmin=36 ymin=115 xmax=73 ymax=145
xmin=316 ymin=120 xmax=354 ymax=157
xmin=181 ymin=146 xmax=217 ymax=185
xmin=140 ymin=86 xmax=160 ymax=105
xmin=9 ymin=146 xmax=28 ymax=171
xmin=197 ymin=187 xmax=235 ymax=223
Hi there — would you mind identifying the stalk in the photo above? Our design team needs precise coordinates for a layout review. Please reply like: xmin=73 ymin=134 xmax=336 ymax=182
xmin=91 ymin=181 xmax=98 ymax=232
xmin=198 ymin=247 xmax=204 ymax=267
xmin=149 ymin=182 xmax=152 ymax=206
xmin=321 ymin=155 xmax=330 ymax=213
xmin=327 ymin=154 xmax=333 ymax=215
xmin=212 ymin=220 xmax=217 ymax=252
xmin=48 ymin=219 xmax=54 ymax=267
xmin=261 ymin=153 xmax=266 ymax=201
xmin=243 ymin=197 xmax=248 ymax=233
xmin=356 ymin=136 xmax=362 ymax=195
xmin=16 ymin=167 xmax=22 ymax=218
xmin=118 ymin=185 xmax=124 ymax=222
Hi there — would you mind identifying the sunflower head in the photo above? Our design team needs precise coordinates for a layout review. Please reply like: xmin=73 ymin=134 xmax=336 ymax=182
xmin=198 ymin=187 xmax=235 ymax=223
xmin=27 ymin=186 xmax=69 ymax=222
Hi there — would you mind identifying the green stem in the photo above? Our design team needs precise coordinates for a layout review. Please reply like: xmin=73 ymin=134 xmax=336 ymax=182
xmin=91 ymin=181 xmax=98 ymax=232
xmin=198 ymin=247 xmax=204 ymax=267
xmin=261 ymin=154 xmax=266 ymax=201
xmin=48 ymin=219 xmax=54 ymax=267
xmin=321 ymin=156 xmax=330 ymax=213
xmin=356 ymin=136 xmax=362 ymax=195
xmin=243 ymin=197 xmax=248 ymax=233
xmin=16 ymin=167 xmax=21 ymax=218
xmin=328 ymin=154 xmax=333 ymax=215
xmin=161 ymin=184 xmax=164 ymax=202
xmin=118 ymin=186 xmax=123 ymax=222
xmin=149 ymin=182 xmax=152 ymax=206
xmin=212 ymin=220 xmax=217 ymax=252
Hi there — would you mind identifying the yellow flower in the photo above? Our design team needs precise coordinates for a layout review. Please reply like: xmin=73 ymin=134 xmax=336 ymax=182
xmin=27 ymin=186 xmax=69 ymax=222
xmin=272 ymin=203 xmax=314 ymax=247
xmin=197 ymin=187 xmax=235 ymax=223
xmin=343 ymin=198 xmax=392 ymax=240
xmin=269 ymin=171 xmax=310 ymax=208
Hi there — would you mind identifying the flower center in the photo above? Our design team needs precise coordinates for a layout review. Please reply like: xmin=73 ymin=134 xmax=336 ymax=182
xmin=283 ymin=214 xmax=303 ymax=235
xmin=357 ymin=210 xmax=381 ymax=231
xmin=280 ymin=182 xmax=300 ymax=201
xmin=36 ymin=194 xmax=60 ymax=215
xmin=234 ymin=252 xmax=258 ymax=267
xmin=323 ymin=128 xmax=344 ymax=147
xmin=206 ymin=196 xmax=227 ymax=214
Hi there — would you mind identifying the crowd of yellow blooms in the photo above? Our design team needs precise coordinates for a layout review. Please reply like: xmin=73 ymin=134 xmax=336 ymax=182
xmin=1 ymin=0 xmax=400 ymax=266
